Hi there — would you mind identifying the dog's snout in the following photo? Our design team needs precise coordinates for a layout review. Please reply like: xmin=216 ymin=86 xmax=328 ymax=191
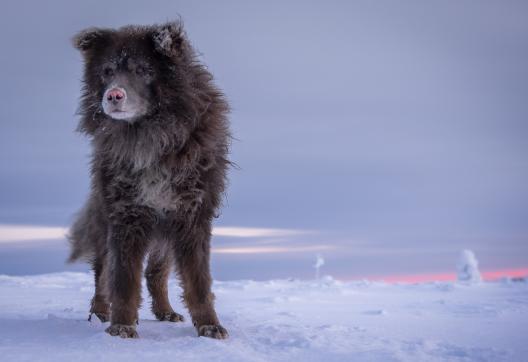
xmin=105 ymin=88 xmax=126 ymax=105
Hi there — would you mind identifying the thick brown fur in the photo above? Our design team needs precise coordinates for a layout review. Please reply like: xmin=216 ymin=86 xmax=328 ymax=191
xmin=68 ymin=21 xmax=230 ymax=339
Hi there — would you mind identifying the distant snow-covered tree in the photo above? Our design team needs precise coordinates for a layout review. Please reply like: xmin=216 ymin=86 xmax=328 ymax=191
xmin=314 ymin=254 xmax=325 ymax=280
xmin=457 ymin=250 xmax=482 ymax=284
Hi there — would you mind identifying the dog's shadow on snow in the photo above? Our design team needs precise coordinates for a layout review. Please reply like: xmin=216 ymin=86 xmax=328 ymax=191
xmin=0 ymin=316 xmax=198 ymax=342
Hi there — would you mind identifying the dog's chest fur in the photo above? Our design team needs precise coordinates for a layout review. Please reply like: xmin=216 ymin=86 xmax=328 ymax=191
xmin=133 ymin=155 xmax=205 ymax=215
xmin=96 ymin=124 xmax=210 ymax=216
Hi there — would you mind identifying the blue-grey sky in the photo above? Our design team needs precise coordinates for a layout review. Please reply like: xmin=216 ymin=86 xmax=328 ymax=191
xmin=0 ymin=1 xmax=527 ymax=279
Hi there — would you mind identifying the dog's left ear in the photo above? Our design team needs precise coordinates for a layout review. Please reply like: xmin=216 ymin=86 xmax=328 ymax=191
xmin=73 ymin=28 xmax=111 ymax=52
xmin=152 ymin=22 xmax=185 ymax=57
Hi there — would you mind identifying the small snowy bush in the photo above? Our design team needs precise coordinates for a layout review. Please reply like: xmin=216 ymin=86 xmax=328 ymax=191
xmin=314 ymin=254 xmax=325 ymax=279
xmin=457 ymin=250 xmax=482 ymax=284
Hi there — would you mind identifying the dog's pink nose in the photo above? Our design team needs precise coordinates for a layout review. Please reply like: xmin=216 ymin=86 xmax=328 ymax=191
xmin=106 ymin=88 xmax=126 ymax=103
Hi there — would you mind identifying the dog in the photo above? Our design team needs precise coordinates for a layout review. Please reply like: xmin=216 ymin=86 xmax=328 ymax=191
xmin=68 ymin=21 xmax=230 ymax=339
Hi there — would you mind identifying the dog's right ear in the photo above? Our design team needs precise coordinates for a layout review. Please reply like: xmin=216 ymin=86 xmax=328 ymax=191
xmin=152 ymin=21 xmax=185 ymax=57
xmin=72 ymin=28 xmax=110 ymax=52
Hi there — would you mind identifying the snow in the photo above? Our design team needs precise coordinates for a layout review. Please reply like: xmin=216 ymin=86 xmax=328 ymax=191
xmin=0 ymin=273 xmax=526 ymax=362
xmin=457 ymin=250 xmax=482 ymax=284
xmin=314 ymin=254 xmax=325 ymax=279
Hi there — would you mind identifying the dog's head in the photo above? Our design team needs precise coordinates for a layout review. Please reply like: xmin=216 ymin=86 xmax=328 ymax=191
xmin=73 ymin=22 xmax=191 ymax=124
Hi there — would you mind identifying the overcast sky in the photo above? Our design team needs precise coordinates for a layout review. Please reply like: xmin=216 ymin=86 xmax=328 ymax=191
xmin=0 ymin=1 xmax=527 ymax=279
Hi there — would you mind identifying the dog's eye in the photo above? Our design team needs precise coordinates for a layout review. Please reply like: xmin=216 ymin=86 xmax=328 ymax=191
xmin=103 ymin=67 xmax=114 ymax=77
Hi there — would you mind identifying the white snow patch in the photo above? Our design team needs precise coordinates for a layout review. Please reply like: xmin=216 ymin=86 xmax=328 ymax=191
xmin=0 ymin=272 xmax=526 ymax=361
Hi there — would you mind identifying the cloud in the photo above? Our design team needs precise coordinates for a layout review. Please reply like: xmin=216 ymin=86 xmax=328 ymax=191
xmin=0 ymin=224 xmax=309 ymax=243
xmin=212 ymin=244 xmax=334 ymax=254
xmin=0 ymin=225 xmax=68 ymax=243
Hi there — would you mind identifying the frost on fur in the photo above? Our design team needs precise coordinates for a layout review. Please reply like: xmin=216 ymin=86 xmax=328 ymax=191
xmin=152 ymin=23 xmax=183 ymax=56
xmin=154 ymin=28 xmax=173 ymax=51
xmin=457 ymin=250 xmax=482 ymax=283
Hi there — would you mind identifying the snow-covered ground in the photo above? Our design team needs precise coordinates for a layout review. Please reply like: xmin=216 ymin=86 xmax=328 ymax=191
xmin=0 ymin=273 xmax=526 ymax=361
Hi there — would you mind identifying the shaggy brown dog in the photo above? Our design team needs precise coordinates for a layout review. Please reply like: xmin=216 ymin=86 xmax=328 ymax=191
xmin=68 ymin=21 xmax=230 ymax=339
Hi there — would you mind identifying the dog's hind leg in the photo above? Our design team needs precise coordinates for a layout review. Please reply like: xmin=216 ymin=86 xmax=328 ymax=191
xmin=145 ymin=250 xmax=184 ymax=322
xmin=88 ymin=255 xmax=110 ymax=323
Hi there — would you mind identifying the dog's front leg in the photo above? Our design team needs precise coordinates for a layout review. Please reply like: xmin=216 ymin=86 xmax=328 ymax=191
xmin=105 ymin=216 xmax=150 ymax=338
xmin=175 ymin=219 xmax=228 ymax=339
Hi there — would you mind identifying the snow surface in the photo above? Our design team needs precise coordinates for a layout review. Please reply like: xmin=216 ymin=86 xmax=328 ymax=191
xmin=0 ymin=273 xmax=526 ymax=362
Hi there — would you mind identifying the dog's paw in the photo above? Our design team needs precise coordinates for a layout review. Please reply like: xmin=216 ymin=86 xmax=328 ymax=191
xmin=105 ymin=324 xmax=139 ymax=338
xmin=88 ymin=312 xmax=110 ymax=323
xmin=198 ymin=324 xmax=229 ymax=339
xmin=155 ymin=311 xmax=185 ymax=322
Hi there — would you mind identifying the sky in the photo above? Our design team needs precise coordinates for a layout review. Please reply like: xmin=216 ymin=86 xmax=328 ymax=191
xmin=0 ymin=1 xmax=527 ymax=280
